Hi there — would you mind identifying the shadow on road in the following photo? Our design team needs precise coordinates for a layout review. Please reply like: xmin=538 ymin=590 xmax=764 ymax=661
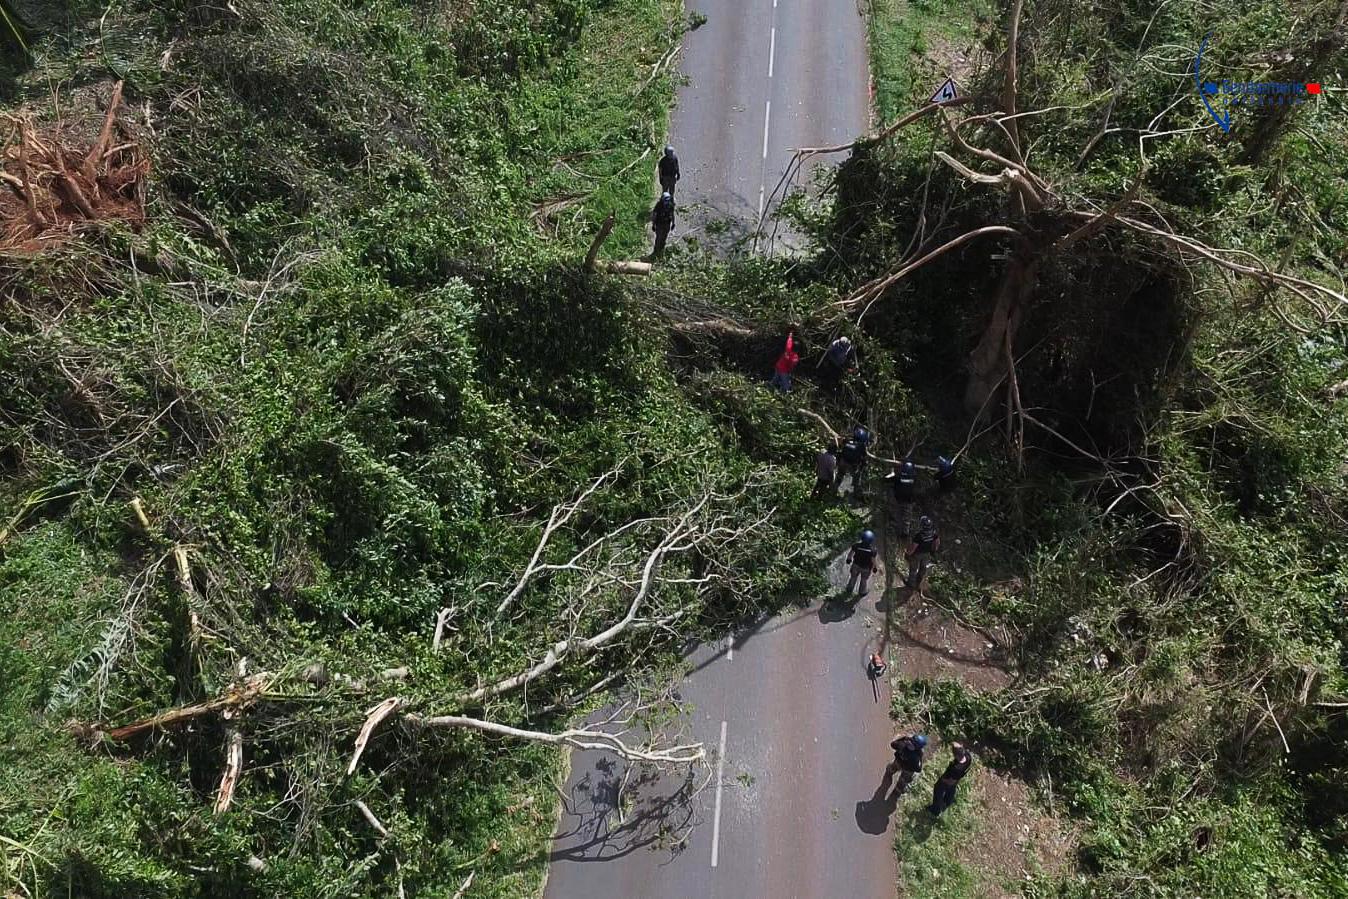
xmin=550 ymin=761 xmax=700 ymax=864
xmin=855 ymin=771 xmax=901 ymax=835
xmin=818 ymin=596 xmax=858 ymax=624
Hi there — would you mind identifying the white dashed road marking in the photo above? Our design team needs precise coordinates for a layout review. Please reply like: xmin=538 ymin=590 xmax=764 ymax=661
xmin=711 ymin=720 xmax=728 ymax=868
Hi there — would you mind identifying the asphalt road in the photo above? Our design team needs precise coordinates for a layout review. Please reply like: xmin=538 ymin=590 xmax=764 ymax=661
xmin=542 ymin=549 xmax=900 ymax=898
xmin=667 ymin=0 xmax=870 ymax=253
xmin=543 ymin=4 xmax=877 ymax=895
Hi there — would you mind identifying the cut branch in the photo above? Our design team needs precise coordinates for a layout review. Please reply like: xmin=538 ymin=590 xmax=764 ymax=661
xmin=584 ymin=212 xmax=616 ymax=271
xmin=347 ymin=697 xmax=402 ymax=776
xmin=99 ymin=673 xmax=272 ymax=742
xmin=213 ymin=728 xmax=243 ymax=815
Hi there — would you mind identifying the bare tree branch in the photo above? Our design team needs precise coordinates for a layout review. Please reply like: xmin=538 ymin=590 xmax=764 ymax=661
xmin=839 ymin=226 xmax=1022 ymax=313
xmin=406 ymin=713 xmax=705 ymax=764
xmin=1002 ymin=0 xmax=1026 ymax=164
xmin=494 ymin=464 xmax=626 ymax=615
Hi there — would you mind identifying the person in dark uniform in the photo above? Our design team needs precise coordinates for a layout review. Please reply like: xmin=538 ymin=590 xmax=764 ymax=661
xmin=930 ymin=741 xmax=972 ymax=816
xmin=885 ymin=458 xmax=918 ymax=537
xmin=835 ymin=427 xmax=871 ymax=497
xmin=651 ymin=191 xmax=675 ymax=259
xmin=934 ymin=454 xmax=957 ymax=492
xmin=658 ymin=145 xmax=680 ymax=196
xmin=812 ymin=444 xmax=839 ymax=498
xmin=845 ymin=529 xmax=878 ymax=598
xmin=886 ymin=733 xmax=927 ymax=792
xmin=905 ymin=515 xmax=941 ymax=590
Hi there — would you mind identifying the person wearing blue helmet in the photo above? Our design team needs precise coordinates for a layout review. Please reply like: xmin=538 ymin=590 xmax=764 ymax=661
xmin=886 ymin=457 xmax=919 ymax=536
xmin=935 ymin=454 xmax=957 ymax=491
xmin=887 ymin=733 xmax=928 ymax=790
xmin=658 ymin=145 xmax=680 ymax=196
xmin=836 ymin=426 xmax=871 ymax=497
xmin=845 ymin=528 xmax=878 ymax=597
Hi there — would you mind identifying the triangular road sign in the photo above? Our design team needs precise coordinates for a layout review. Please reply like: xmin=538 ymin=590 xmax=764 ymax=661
xmin=929 ymin=77 xmax=959 ymax=104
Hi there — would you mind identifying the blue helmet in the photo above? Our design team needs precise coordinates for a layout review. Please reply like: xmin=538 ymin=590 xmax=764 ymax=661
xmin=914 ymin=734 xmax=928 ymax=748
xmin=936 ymin=455 xmax=954 ymax=475
xmin=900 ymin=459 xmax=916 ymax=477
xmin=664 ymin=145 xmax=675 ymax=157
xmin=854 ymin=427 xmax=870 ymax=444
xmin=860 ymin=529 xmax=875 ymax=546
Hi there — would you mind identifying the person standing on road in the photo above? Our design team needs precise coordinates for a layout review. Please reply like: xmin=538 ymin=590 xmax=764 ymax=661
xmin=658 ymin=145 xmax=680 ymax=196
xmin=835 ymin=427 xmax=871 ymax=497
xmin=771 ymin=329 xmax=800 ymax=391
xmin=886 ymin=733 xmax=927 ymax=792
xmin=812 ymin=443 xmax=839 ymax=498
xmin=905 ymin=514 xmax=940 ymax=589
xmin=651 ymin=191 xmax=675 ymax=259
xmin=930 ymin=741 xmax=972 ymax=816
xmin=845 ymin=529 xmax=879 ymax=598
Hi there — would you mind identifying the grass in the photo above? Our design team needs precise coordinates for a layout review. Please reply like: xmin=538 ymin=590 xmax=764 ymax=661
xmin=891 ymin=765 xmax=982 ymax=898
xmin=866 ymin=0 xmax=994 ymax=121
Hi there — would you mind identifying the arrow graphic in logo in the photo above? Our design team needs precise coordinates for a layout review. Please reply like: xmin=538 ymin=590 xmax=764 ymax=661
xmin=1195 ymin=31 xmax=1232 ymax=132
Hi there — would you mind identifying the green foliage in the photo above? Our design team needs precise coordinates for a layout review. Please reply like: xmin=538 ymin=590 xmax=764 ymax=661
xmin=856 ymin=0 xmax=1348 ymax=894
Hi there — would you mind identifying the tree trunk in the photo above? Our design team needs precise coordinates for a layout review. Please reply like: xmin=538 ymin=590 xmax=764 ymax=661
xmin=964 ymin=253 xmax=1037 ymax=415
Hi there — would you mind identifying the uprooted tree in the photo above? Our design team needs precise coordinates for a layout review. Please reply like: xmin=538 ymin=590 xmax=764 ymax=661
xmin=0 ymin=81 xmax=148 ymax=251
xmin=782 ymin=0 xmax=1345 ymax=465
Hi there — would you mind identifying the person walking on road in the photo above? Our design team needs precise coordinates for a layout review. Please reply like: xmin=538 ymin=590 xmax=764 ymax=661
xmin=651 ymin=191 xmax=676 ymax=259
xmin=812 ymin=444 xmax=839 ymax=498
xmin=906 ymin=514 xmax=941 ymax=590
xmin=930 ymin=741 xmax=972 ymax=817
xmin=658 ymin=145 xmax=680 ymax=196
xmin=845 ymin=529 xmax=879 ymax=598
xmin=771 ymin=329 xmax=800 ymax=391
xmin=835 ymin=427 xmax=871 ymax=497
xmin=886 ymin=733 xmax=927 ymax=792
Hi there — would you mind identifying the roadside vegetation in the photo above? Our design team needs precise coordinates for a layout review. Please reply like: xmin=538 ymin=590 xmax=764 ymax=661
xmin=0 ymin=1 xmax=839 ymax=896
xmin=854 ymin=0 xmax=1348 ymax=895
xmin=2 ymin=0 xmax=1345 ymax=897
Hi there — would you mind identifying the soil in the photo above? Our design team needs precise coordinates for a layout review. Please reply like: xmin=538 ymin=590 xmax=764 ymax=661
xmin=894 ymin=594 xmax=1010 ymax=693
xmin=888 ymin=554 xmax=1076 ymax=890
xmin=957 ymin=764 xmax=1076 ymax=893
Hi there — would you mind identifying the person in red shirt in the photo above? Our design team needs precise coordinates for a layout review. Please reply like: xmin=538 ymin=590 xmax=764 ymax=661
xmin=771 ymin=330 xmax=799 ymax=392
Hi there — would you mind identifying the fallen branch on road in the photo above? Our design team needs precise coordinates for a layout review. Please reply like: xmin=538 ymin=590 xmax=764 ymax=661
xmin=406 ymin=713 xmax=705 ymax=764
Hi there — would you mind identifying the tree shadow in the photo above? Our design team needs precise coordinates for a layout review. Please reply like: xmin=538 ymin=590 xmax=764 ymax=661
xmin=550 ymin=758 xmax=701 ymax=864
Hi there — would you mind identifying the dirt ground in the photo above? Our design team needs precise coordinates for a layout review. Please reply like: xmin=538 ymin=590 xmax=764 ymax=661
xmin=957 ymin=764 xmax=1076 ymax=893
xmin=890 ymin=589 xmax=1076 ymax=891
xmin=894 ymin=594 xmax=1011 ymax=693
